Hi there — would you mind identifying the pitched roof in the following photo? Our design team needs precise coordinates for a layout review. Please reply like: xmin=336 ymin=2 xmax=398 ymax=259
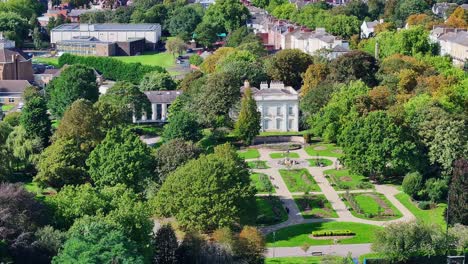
xmin=0 ymin=49 xmax=27 ymax=63
xmin=440 ymin=31 xmax=468 ymax=46
xmin=0 ymin=80 xmax=30 ymax=95
xmin=52 ymin=23 xmax=161 ymax=32
xmin=144 ymin=90 xmax=182 ymax=104
xmin=365 ymin=20 xmax=380 ymax=29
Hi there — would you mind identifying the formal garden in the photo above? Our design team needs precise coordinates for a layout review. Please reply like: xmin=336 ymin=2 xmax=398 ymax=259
xmin=269 ymin=152 xmax=300 ymax=159
xmin=250 ymin=173 xmax=275 ymax=194
xmin=325 ymin=169 xmax=374 ymax=190
xmin=293 ymin=194 xmax=338 ymax=218
xmin=248 ymin=160 xmax=270 ymax=169
xmin=256 ymin=196 xmax=288 ymax=226
xmin=342 ymin=192 xmax=403 ymax=220
xmin=279 ymin=169 xmax=321 ymax=192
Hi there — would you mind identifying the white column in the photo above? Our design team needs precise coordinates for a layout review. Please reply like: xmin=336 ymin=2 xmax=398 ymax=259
xmin=161 ymin=103 xmax=167 ymax=121
xmin=283 ymin=103 xmax=288 ymax=132
xmin=151 ymin=103 xmax=157 ymax=121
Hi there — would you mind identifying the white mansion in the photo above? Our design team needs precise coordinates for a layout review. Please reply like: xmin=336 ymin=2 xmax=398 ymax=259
xmin=242 ymin=81 xmax=299 ymax=132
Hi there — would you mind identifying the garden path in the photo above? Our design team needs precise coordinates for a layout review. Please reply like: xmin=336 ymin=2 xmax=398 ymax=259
xmin=265 ymin=243 xmax=372 ymax=258
xmin=247 ymin=146 xmax=415 ymax=235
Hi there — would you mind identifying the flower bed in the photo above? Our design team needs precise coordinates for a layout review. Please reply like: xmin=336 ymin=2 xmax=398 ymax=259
xmin=312 ymin=230 xmax=355 ymax=237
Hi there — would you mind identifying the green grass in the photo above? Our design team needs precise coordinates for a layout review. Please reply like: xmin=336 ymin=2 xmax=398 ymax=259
xmin=359 ymin=253 xmax=386 ymax=263
xmin=33 ymin=57 xmax=59 ymax=66
xmin=51 ymin=120 xmax=60 ymax=129
xmin=24 ymin=182 xmax=56 ymax=198
xmin=237 ymin=148 xmax=260 ymax=159
xmin=266 ymin=222 xmax=382 ymax=247
xmin=259 ymin=131 xmax=307 ymax=136
xmin=256 ymin=196 xmax=288 ymax=226
xmin=114 ymin=51 xmax=175 ymax=68
xmin=269 ymin=152 xmax=300 ymax=159
xmin=250 ymin=173 xmax=275 ymax=194
xmin=293 ymin=195 xmax=338 ymax=218
xmin=279 ymin=169 xmax=320 ymax=192
xmin=304 ymin=143 xmax=344 ymax=158
xmin=129 ymin=124 xmax=164 ymax=136
xmin=248 ymin=160 xmax=270 ymax=169
xmin=395 ymin=192 xmax=446 ymax=228
xmin=266 ymin=256 xmax=339 ymax=264
xmin=1 ymin=105 xmax=14 ymax=111
xmin=307 ymin=158 xmax=333 ymax=167
xmin=324 ymin=169 xmax=373 ymax=190
xmin=343 ymin=193 xmax=402 ymax=220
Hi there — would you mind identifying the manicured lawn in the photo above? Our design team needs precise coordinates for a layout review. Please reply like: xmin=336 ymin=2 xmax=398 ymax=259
xmin=342 ymin=192 xmax=402 ymax=220
xmin=307 ymin=158 xmax=333 ymax=167
xmin=237 ymin=148 xmax=260 ymax=159
xmin=129 ymin=124 xmax=164 ymax=136
xmin=324 ymin=169 xmax=373 ymax=190
xmin=395 ymin=192 xmax=446 ymax=228
xmin=266 ymin=222 xmax=382 ymax=247
xmin=279 ymin=169 xmax=320 ymax=192
xmin=266 ymin=256 xmax=339 ymax=264
xmin=114 ymin=52 xmax=175 ymax=68
xmin=256 ymin=196 xmax=288 ymax=226
xmin=250 ymin=173 xmax=275 ymax=194
xmin=304 ymin=143 xmax=344 ymax=158
xmin=33 ymin=57 xmax=59 ymax=66
xmin=1 ymin=105 xmax=14 ymax=111
xmin=293 ymin=194 xmax=338 ymax=218
xmin=248 ymin=160 xmax=270 ymax=169
xmin=269 ymin=152 xmax=300 ymax=159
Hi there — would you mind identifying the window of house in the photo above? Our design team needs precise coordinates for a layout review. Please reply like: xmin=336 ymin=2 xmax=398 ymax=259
xmin=276 ymin=119 xmax=281 ymax=130
xmin=156 ymin=104 xmax=162 ymax=120
xmin=288 ymin=119 xmax=294 ymax=130
xmin=264 ymin=120 xmax=269 ymax=130
xmin=288 ymin=106 xmax=294 ymax=115
xmin=8 ymin=98 xmax=14 ymax=103
xmin=276 ymin=106 xmax=281 ymax=115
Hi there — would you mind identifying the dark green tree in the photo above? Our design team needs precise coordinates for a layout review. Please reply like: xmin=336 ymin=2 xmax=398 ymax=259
xmin=34 ymin=138 xmax=89 ymax=188
xmin=265 ymin=49 xmax=313 ymax=88
xmin=0 ymin=12 xmax=29 ymax=46
xmin=86 ymin=128 xmax=154 ymax=192
xmin=329 ymin=50 xmax=379 ymax=87
xmin=154 ymin=139 xmax=201 ymax=183
xmin=167 ymin=5 xmax=203 ymax=41
xmin=152 ymin=144 xmax=256 ymax=232
xmin=448 ymin=159 xmax=468 ymax=225
xmin=402 ymin=172 xmax=423 ymax=198
xmin=52 ymin=216 xmax=144 ymax=264
xmin=20 ymin=91 xmax=51 ymax=146
xmin=139 ymin=72 xmax=177 ymax=91
xmin=47 ymin=65 xmax=99 ymax=118
xmin=202 ymin=0 xmax=250 ymax=33
xmin=162 ymin=111 xmax=202 ymax=142
xmin=235 ymin=87 xmax=261 ymax=145
xmin=153 ymin=224 xmax=179 ymax=264
xmin=53 ymin=99 xmax=103 ymax=151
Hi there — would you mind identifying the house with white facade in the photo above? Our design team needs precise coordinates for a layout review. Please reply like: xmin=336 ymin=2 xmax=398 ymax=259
xmin=242 ymin=81 xmax=299 ymax=132
xmin=430 ymin=27 xmax=468 ymax=66
xmin=360 ymin=20 xmax=382 ymax=39
xmin=134 ymin=90 xmax=182 ymax=123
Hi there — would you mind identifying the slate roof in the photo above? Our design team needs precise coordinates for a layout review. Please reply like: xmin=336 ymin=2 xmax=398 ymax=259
xmin=439 ymin=31 xmax=468 ymax=46
xmin=144 ymin=90 xmax=182 ymax=104
xmin=0 ymin=80 xmax=31 ymax=95
xmin=0 ymin=49 xmax=27 ymax=63
xmin=52 ymin=23 xmax=161 ymax=32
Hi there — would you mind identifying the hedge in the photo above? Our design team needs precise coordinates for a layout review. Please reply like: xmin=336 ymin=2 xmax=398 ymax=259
xmin=311 ymin=230 xmax=355 ymax=237
xmin=58 ymin=53 xmax=167 ymax=84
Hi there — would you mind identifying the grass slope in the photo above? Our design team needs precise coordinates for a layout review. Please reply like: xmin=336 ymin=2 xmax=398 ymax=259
xmin=114 ymin=52 xmax=175 ymax=68
xmin=395 ymin=192 xmax=446 ymax=228
xmin=266 ymin=222 xmax=382 ymax=247
xmin=279 ymin=169 xmax=320 ymax=192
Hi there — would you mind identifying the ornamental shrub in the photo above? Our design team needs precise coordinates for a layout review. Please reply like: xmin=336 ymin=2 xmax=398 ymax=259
xmin=312 ymin=230 xmax=355 ymax=237
xmin=402 ymin=172 xmax=423 ymax=198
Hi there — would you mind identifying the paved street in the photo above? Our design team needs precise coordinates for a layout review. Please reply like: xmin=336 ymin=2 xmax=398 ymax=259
xmin=265 ymin=243 xmax=372 ymax=258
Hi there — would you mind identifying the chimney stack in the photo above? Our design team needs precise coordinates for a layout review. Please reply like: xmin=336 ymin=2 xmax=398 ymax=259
xmin=244 ymin=80 xmax=250 ymax=88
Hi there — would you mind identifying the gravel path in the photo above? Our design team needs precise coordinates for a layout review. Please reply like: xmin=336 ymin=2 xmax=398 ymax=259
xmin=265 ymin=243 xmax=373 ymax=258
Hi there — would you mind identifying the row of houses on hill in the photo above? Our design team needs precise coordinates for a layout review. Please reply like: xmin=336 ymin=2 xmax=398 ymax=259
xmin=247 ymin=5 xmax=349 ymax=59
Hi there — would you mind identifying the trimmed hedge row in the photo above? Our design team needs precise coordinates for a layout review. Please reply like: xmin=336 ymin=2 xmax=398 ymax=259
xmin=58 ymin=53 xmax=167 ymax=84
xmin=312 ymin=230 xmax=355 ymax=237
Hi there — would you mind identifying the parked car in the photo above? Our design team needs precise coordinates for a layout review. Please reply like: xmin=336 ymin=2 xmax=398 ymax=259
xmin=186 ymin=48 xmax=193 ymax=53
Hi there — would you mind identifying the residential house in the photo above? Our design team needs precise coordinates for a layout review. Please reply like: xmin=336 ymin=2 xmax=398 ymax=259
xmin=430 ymin=27 xmax=468 ymax=66
xmin=360 ymin=20 xmax=382 ymax=39
xmin=134 ymin=90 xmax=182 ymax=123
xmin=33 ymin=68 xmax=62 ymax=88
xmin=0 ymin=48 xmax=34 ymax=81
xmin=242 ymin=80 xmax=299 ymax=132
xmin=0 ymin=80 xmax=31 ymax=106
xmin=432 ymin=2 xmax=459 ymax=19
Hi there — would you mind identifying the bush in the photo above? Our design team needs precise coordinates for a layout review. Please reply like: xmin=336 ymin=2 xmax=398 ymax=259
xmin=312 ymin=230 xmax=355 ymax=237
xmin=303 ymin=133 xmax=311 ymax=143
xmin=424 ymin=178 xmax=448 ymax=203
xmin=402 ymin=172 xmax=423 ymax=198
xmin=417 ymin=201 xmax=431 ymax=210
xmin=357 ymin=182 xmax=374 ymax=189
xmin=189 ymin=54 xmax=203 ymax=66
xmin=58 ymin=53 xmax=166 ymax=84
